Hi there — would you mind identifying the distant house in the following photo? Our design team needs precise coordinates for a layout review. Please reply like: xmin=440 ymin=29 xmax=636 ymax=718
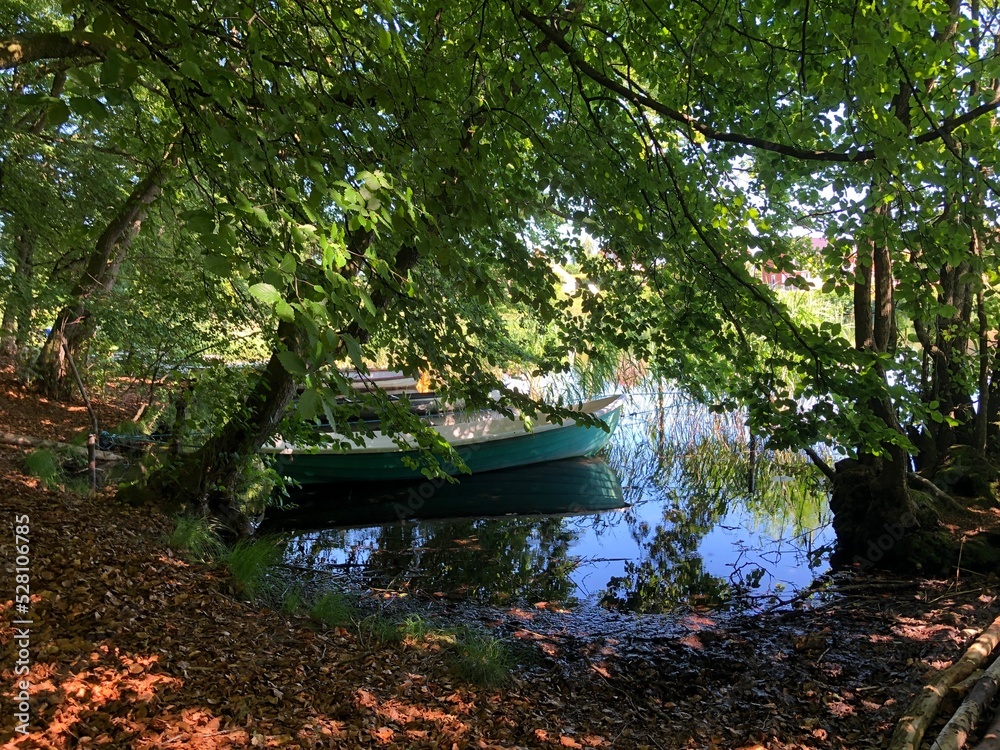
xmin=759 ymin=238 xmax=826 ymax=289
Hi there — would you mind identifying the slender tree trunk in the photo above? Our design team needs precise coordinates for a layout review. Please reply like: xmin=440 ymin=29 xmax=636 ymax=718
xmin=854 ymin=236 xmax=874 ymax=351
xmin=194 ymin=320 xmax=304 ymax=531
xmin=832 ymin=209 xmax=916 ymax=569
xmin=34 ymin=153 xmax=171 ymax=398
xmin=974 ymin=276 xmax=990 ymax=455
xmin=927 ymin=259 xmax=977 ymax=455
xmin=988 ymin=347 xmax=1000 ymax=453
xmin=0 ymin=225 xmax=35 ymax=356
xmin=134 ymin=240 xmax=420 ymax=535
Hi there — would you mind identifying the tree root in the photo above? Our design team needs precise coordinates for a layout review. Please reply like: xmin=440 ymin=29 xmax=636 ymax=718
xmin=908 ymin=472 xmax=967 ymax=513
xmin=0 ymin=431 xmax=122 ymax=461
xmin=889 ymin=613 xmax=1000 ymax=750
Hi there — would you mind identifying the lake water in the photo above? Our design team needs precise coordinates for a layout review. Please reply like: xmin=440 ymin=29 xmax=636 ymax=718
xmin=263 ymin=392 xmax=834 ymax=614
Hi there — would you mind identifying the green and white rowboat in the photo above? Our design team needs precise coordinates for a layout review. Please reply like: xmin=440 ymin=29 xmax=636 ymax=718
xmin=257 ymin=457 xmax=626 ymax=530
xmin=262 ymin=394 xmax=625 ymax=484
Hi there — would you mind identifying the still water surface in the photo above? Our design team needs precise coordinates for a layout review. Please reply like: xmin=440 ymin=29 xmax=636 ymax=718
xmin=264 ymin=392 xmax=833 ymax=613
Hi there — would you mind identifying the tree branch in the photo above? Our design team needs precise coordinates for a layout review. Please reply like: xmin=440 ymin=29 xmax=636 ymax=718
xmin=805 ymin=447 xmax=836 ymax=482
xmin=1 ymin=32 xmax=117 ymax=69
xmin=516 ymin=6 xmax=1000 ymax=165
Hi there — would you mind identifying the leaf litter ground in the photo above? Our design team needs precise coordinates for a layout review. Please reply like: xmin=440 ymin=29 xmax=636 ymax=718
xmin=1 ymin=367 xmax=999 ymax=749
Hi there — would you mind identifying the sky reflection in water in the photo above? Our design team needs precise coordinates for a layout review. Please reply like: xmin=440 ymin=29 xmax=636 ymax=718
xmin=271 ymin=392 xmax=834 ymax=613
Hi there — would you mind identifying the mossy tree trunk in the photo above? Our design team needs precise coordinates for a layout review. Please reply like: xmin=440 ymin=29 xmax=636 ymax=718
xmin=34 ymin=154 xmax=171 ymax=398
xmin=139 ymin=319 xmax=303 ymax=536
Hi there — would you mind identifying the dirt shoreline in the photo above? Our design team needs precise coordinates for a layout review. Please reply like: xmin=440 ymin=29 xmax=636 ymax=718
xmin=2 ymin=373 xmax=1000 ymax=748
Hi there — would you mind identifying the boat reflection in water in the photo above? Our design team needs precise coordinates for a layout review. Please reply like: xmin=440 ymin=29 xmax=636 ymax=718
xmin=261 ymin=389 xmax=833 ymax=613
xmin=259 ymin=458 xmax=627 ymax=606
xmin=259 ymin=456 xmax=626 ymax=531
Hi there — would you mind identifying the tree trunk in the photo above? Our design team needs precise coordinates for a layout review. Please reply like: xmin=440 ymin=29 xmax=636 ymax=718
xmin=129 ymin=239 xmax=421 ymax=534
xmin=832 ymin=212 xmax=917 ymax=569
xmin=974 ymin=284 xmax=990 ymax=456
xmin=928 ymin=260 xmax=977 ymax=457
xmin=854 ymin=234 xmax=874 ymax=351
xmin=34 ymin=153 xmax=171 ymax=398
xmin=988 ymin=346 xmax=1000 ymax=454
xmin=126 ymin=319 xmax=303 ymax=535
xmin=0 ymin=225 xmax=35 ymax=356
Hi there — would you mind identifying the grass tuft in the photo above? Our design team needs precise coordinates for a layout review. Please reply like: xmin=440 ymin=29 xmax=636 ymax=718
xmin=310 ymin=592 xmax=358 ymax=628
xmin=23 ymin=448 xmax=62 ymax=488
xmin=280 ymin=585 xmax=306 ymax=615
xmin=167 ymin=515 xmax=225 ymax=562
xmin=448 ymin=626 xmax=514 ymax=688
xmin=221 ymin=537 xmax=283 ymax=601
xmin=355 ymin=615 xmax=399 ymax=646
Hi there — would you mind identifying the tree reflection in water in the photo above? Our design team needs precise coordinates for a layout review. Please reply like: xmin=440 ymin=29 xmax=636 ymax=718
xmin=601 ymin=393 xmax=831 ymax=613
xmin=275 ymin=389 xmax=832 ymax=612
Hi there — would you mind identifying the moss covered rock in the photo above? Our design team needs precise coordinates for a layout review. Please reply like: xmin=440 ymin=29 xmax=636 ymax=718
xmin=932 ymin=445 xmax=999 ymax=507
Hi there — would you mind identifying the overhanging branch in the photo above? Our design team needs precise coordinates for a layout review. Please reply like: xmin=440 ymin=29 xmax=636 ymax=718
xmin=516 ymin=6 xmax=1000 ymax=165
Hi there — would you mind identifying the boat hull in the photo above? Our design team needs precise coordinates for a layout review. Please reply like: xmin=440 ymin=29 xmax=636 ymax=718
xmin=267 ymin=398 xmax=622 ymax=484
xmin=258 ymin=457 xmax=625 ymax=530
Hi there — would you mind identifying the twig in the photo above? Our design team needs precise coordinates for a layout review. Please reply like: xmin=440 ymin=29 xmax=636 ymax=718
xmin=929 ymin=589 xmax=992 ymax=604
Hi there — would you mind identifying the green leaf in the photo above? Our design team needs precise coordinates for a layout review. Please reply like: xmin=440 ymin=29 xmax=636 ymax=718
xmin=46 ymin=100 xmax=71 ymax=128
xmin=69 ymin=97 xmax=107 ymax=120
xmin=204 ymin=255 xmax=232 ymax=277
xmin=249 ymin=283 xmax=282 ymax=305
xmin=296 ymin=388 xmax=321 ymax=420
xmin=100 ymin=52 xmax=122 ymax=86
xmin=184 ymin=211 xmax=216 ymax=235
xmin=277 ymin=350 xmax=307 ymax=377
xmin=341 ymin=333 xmax=364 ymax=369
xmin=358 ymin=287 xmax=376 ymax=318
xmin=275 ymin=299 xmax=295 ymax=322
xmin=178 ymin=60 xmax=201 ymax=79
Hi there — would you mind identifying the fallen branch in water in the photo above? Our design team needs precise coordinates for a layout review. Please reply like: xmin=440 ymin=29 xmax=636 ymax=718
xmin=0 ymin=431 xmax=122 ymax=461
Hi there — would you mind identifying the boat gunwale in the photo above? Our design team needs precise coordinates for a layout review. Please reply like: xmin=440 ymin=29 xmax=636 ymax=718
xmin=262 ymin=395 xmax=624 ymax=456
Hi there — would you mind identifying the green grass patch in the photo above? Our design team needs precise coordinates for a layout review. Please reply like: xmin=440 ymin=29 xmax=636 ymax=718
xmin=310 ymin=592 xmax=358 ymax=628
xmin=355 ymin=614 xmax=406 ymax=647
xmin=63 ymin=476 xmax=93 ymax=495
xmin=221 ymin=537 xmax=283 ymax=601
xmin=280 ymin=584 xmax=307 ymax=614
xmin=447 ymin=626 xmax=514 ymax=688
xmin=349 ymin=612 xmax=515 ymax=688
xmin=167 ymin=515 xmax=225 ymax=562
xmin=23 ymin=448 xmax=62 ymax=488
